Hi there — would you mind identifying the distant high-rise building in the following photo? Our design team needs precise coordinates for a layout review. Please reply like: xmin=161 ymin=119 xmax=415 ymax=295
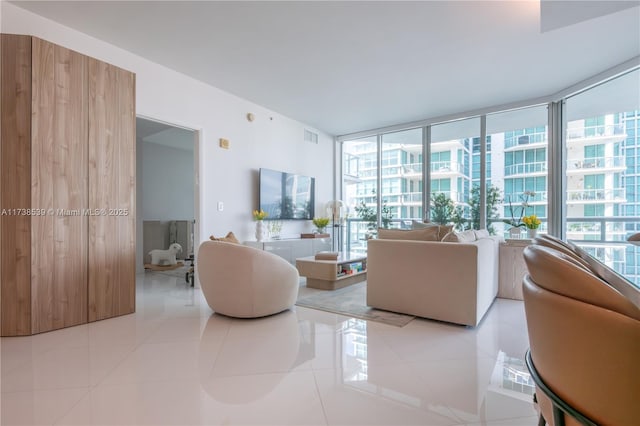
xmin=342 ymin=110 xmax=640 ymax=284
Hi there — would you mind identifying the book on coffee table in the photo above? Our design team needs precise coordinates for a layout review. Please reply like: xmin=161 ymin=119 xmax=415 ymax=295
xmin=301 ymin=233 xmax=330 ymax=239
xmin=315 ymin=251 xmax=340 ymax=261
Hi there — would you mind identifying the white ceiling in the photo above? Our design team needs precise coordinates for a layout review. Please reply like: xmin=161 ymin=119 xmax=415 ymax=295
xmin=11 ymin=1 xmax=640 ymax=136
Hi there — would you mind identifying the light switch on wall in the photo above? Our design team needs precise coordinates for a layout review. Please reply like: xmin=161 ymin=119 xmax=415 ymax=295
xmin=217 ymin=202 xmax=224 ymax=211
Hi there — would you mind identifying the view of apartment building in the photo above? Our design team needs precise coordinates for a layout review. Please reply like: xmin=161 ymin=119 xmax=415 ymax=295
xmin=342 ymin=107 xmax=640 ymax=284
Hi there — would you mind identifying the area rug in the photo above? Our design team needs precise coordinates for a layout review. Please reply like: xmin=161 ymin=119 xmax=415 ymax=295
xmin=296 ymin=282 xmax=415 ymax=327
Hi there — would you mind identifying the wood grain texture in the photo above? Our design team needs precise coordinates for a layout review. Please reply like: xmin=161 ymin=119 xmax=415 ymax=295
xmin=30 ymin=36 xmax=56 ymax=333
xmin=32 ymin=40 xmax=88 ymax=332
xmin=88 ymin=59 xmax=135 ymax=321
xmin=117 ymin=67 xmax=136 ymax=316
xmin=1 ymin=34 xmax=33 ymax=336
xmin=53 ymin=42 xmax=89 ymax=329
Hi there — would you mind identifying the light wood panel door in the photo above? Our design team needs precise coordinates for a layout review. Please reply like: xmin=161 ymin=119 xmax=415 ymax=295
xmin=88 ymin=58 xmax=136 ymax=322
xmin=30 ymin=38 xmax=88 ymax=333
xmin=1 ymin=34 xmax=136 ymax=335
xmin=0 ymin=34 xmax=33 ymax=336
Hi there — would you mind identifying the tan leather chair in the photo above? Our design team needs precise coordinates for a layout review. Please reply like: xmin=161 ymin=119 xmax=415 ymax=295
xmin=532 ymin=236 xmax=640 ymax=307
xmin=531 ymin=236 xmax=593 ymax=271
xmin=627 ymin=232 xmax=640 ymax=242
xmin=536 ymin=233 xmax=578 ymax=251
xmin=522 ymin=245 xmax=640 ymax=426
xmin=197 ymin=241 xmax=299 ymax=318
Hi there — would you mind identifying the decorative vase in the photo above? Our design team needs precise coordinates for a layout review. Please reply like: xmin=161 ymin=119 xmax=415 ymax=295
xmin=316 ymin=227 xmax=326 ymax=234
xmin=527 ymin=228 xmax=537 ymax=239
xmin=255 ymin=220 xmax=264 ymax=242
xmin=509 ymin=227 xmax=522 ymax=239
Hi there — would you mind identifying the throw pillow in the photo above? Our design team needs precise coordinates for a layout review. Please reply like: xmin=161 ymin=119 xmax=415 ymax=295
xmin=210 ymin=231 xmax=240 ymax=244
xmin=412 ymin=221 xmax=453 ymax=240
xmin=377 ymin=226 xmax=440 ymax=241
xmin=474 ymin=229 xmax=490 ymax=239
xmin=442 ymin=229 xmax=477 ymax=243
xmin=441 ymin=231 xmax=458 ymax=242
xmin=438 ymin=225 xmax=454 ymax=240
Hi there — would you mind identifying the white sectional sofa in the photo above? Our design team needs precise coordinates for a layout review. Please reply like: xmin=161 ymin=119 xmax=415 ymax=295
xmin=366 ymin=228 xmax=501 ymax=327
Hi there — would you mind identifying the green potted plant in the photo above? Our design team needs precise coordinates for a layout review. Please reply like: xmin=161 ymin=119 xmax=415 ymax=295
xmin=312 ymin=217 xmax=330 ymax=234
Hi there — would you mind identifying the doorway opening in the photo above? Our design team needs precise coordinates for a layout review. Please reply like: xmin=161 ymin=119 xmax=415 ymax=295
xmin=135 ymin=117 xmax=199 ymax=279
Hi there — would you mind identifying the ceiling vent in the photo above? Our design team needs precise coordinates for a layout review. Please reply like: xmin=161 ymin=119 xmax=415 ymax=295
xmin=304 ymin=129 xmax=319 ymax=144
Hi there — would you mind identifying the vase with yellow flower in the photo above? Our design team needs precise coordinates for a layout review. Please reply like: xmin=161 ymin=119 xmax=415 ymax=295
xmin=253 ymin=209 xmax=268 ymax=241
xmin=502 ymin=191 xmax=536 ymax=239
xmin=522 ymin=214 xmax=541 ymax=239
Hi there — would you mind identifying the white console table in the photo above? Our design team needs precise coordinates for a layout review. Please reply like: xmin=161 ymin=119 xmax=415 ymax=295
xmin=498 ymin=239 xmax=531 ymax=301
xmin=244 ymin=238 xmax=331 ymax=265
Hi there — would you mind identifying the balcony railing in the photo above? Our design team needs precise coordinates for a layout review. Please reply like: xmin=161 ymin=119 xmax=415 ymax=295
xmin=401 ymin=163 xmax=423 ymax=175
xmin=566 ymin=188 xmax=625 ymax=202
xmin=504 ymin=162 xmax=547 ymax=176
xmin=502 ymin=191 xmax=548 ymax=204
xmin=566 ymin=124 xmax=625 ymax=140
xmin=566 ymin=156 xmax=626 ymax=171
xmin=343 ymin=217 xmax=640 ymax=255
xmin=504 ymin=132 xmax=547 ymax=149
xmin=430 ymin=161 xmax=463 ymax=174
xmin=402 ymin=192 xmax=423 ymax=203
xmin=566 ymin=217 xmax=639 ymax=242
xmin=382 ymin=166 xmax=402 ymax=177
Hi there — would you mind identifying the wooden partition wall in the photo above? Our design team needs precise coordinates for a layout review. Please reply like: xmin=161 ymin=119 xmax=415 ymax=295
xmin=1 ymin=34 xmax=33 ymax=335
xmin=88 ymin=58 xmax=136 ymax=322
xmin=0 ymin=34 xmax=136 ymax=336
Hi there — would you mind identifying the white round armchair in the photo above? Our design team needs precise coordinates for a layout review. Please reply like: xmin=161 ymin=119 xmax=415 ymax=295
xmin=196 ymin=241 xmax=299 ymax=318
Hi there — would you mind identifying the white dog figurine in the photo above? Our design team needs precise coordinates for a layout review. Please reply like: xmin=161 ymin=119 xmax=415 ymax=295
xmin=149 ymin=243 xmax=182 ymax=265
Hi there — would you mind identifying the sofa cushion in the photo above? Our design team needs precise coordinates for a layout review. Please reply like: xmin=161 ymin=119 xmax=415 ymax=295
xmin=210 ymin=231 xmax=240 ymax=244
xmin=412 ymin=221 xmax=453 ymax=240
xmin=438 ymin=225 xmax=454 ymax=240
xmin=442 ymin=229 xmax=477 ymax=242
xmin=378 ymin=227 xmax=440 ymax=241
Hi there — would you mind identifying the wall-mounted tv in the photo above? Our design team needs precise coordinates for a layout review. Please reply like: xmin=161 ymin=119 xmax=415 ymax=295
xmin=259 ymin=168 xmax=315 ymax=220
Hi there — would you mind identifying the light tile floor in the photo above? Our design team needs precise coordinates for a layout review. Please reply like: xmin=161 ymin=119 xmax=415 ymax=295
xmin=1 ymin=271 xmax=538 ymax=425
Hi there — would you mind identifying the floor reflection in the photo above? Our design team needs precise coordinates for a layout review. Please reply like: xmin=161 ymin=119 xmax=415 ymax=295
xmin=1 ymin=271 xmax=537 ymax=425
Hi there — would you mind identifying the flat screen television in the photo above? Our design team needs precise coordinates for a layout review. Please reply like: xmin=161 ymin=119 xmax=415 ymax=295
xmin=259 ymin=168 xmax=315 ymax=220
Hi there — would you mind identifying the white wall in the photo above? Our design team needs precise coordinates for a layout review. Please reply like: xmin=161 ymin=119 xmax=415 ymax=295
xmin=142 ymin=141 xmax=194 ymax=221
xmin=2 ymin=3 xmax=335 ymax=250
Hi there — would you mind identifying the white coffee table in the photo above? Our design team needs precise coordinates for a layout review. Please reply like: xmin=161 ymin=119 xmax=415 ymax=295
xmin=295 ymin=253 xmax=367 ymax=290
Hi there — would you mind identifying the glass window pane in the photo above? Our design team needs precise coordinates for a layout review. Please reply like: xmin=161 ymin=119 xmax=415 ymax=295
xmin=380 ymin=128 xmax=423 ymax=229
xmin=343 ymin=136 xmax=378 ymax=254
xmin=565 ymin=69 xmax=640 ymax=282
xmin=487 ymin=105 xmax=549 ymax=237
xmin=565 ymin=69 xmax=639 ymax=248
xmin=430 ymin=117 xmax=479 ymax=228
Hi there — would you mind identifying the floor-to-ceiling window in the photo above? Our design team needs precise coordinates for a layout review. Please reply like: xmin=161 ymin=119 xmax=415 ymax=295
xmin=338 ymin=67 xmax=638 ymax=262
xmin=486 ymin=106 xmax=549 ymax=237
xmin=380 ymin=128 xmax=423 ymax=228
xmin=430 ymin=117 xmax=478 ymax=227
xmin=564 ymin=69 xmax=640 ymax=282
xmin=343 ymin=136 xmax=378 ymax=254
